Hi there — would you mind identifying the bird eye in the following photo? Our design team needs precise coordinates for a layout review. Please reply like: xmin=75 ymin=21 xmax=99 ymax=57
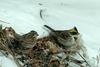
xmin=74 ymin=37 xmax=77 ymax=40
xmin=8 ymin=29 xmax=11 ymax=32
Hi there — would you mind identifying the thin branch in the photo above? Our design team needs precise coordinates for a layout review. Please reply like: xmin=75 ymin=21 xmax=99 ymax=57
xmin=40 ymin=9 xmax=44 ymax=20
xmin=77 ymin=52 xmax=91 ymax=67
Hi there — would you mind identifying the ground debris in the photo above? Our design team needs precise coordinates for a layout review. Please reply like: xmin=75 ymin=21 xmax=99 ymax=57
xmin=0 ymin=25 xmax=89 ymax=67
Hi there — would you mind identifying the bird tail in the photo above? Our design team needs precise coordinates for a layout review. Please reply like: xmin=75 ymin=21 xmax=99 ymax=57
xmin=44 ymin=25 xmax=55 ymax=32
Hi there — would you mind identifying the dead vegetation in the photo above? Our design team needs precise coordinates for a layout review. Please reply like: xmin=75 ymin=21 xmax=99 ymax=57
xmin=0 ymin=25 xmax=90 ymax=67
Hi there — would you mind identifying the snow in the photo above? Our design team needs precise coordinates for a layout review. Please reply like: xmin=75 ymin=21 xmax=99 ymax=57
xmin=0 ymin=0 xmax=100 ymax=67
xmin=0 ymin=52 xmax=18 ymax=67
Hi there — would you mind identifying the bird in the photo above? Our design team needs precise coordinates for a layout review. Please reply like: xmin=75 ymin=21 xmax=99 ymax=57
xmin=0 ymin=27 xmax=16 ymax=50
xmin=0 ymin=27 xmax=22 ymax=67
xmin=20 ymin=30 xmax=39 ymax=49
xmin=44 ymin=25 xmax=76 ymax=48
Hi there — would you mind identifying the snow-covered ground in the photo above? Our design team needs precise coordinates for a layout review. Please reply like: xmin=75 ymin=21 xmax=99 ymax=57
xmin=0 ymin=0 xmax=100 ymax=67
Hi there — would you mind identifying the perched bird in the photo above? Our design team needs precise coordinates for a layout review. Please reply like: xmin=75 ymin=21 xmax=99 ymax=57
xmin=44 ymin=25 xmax=77 ymax=48
xmin=20 ymin=30 xmax=38 ymax=49
xmin=0 ymin=27 xmax=16 ymax=50
xmin=2 ymin=27 xmax=21 ymax=49
xmin=0 ymin=27 xmax=22 ymax=67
